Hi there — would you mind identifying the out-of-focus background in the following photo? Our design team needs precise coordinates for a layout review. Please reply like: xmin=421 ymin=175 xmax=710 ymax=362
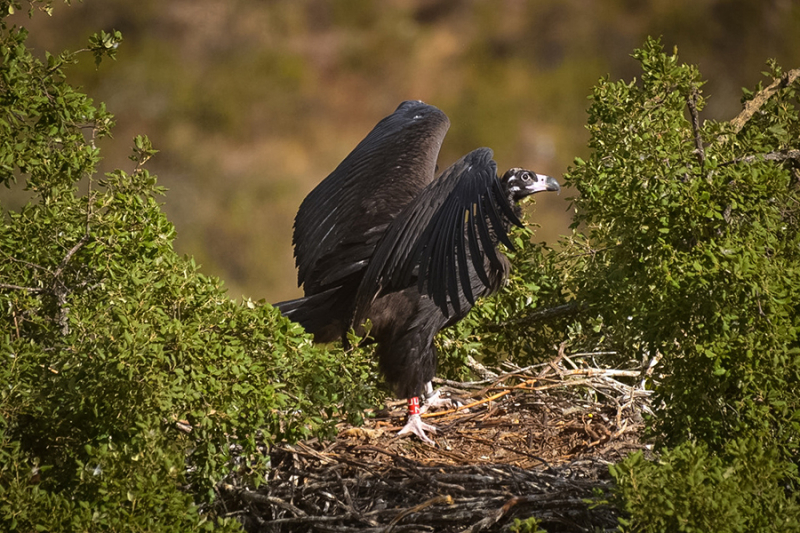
xmin=8 ymin=0 xmax=800 ymax=302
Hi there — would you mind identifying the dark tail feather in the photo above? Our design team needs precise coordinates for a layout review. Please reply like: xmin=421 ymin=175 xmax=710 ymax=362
xmin=274 ymin=287 xmax=348 ymax=343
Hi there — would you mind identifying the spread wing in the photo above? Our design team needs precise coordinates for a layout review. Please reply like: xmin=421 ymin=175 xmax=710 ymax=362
xmin=293 ymin=101 xmax=451 ymax=294
xmin=352 ymin=148 xmax=522 ymax=326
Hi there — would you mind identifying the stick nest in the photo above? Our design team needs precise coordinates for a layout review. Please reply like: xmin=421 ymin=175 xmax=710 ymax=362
xmin=218 ymin=349 xmax=654 ymax=532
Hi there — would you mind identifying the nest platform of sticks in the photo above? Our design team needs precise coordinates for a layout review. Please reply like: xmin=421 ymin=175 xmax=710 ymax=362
xmin=219 ymin=348 xmax=655 ymax=532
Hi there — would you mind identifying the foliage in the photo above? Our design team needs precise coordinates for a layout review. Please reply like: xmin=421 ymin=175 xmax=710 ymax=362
xmin=0 ymin=3 xmax=380 ymax=531
xmin=508 ymin=515 xmax=546 ymax=533
xmin=567 ymin=36 xmax=800 ymax=454
xmin=610 ymin=439 xmax=800 ymax=532
xmin=563 ymin=38 xmax=800 ymax=529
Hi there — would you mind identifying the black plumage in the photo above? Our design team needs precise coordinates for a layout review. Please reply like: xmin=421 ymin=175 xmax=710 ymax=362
xmin=276 ymin=100 xmax=559 ymax=441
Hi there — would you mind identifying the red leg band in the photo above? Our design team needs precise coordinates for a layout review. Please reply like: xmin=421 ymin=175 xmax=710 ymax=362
xmin=407 ymin=396 xmax=420 ymax=416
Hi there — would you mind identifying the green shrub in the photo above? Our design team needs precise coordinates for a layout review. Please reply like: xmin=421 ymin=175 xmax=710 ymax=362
xmin=0 ymin=3 xmax=379 ymax=530
xmin=611 ymin=439 xmax=800 ymax=533
xmin=564 ymin=38 xmax=800 ymax=530
xmin=566 ymin=36 xmax=800 ymax=454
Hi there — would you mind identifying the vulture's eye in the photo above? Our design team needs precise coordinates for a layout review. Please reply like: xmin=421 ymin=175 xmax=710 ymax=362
xmin=521 ymin=171 xmax=532 ymax=181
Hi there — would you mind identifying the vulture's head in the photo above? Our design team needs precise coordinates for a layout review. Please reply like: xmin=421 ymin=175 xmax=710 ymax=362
xmin=500 ymin=168 xmax=561 ymax=203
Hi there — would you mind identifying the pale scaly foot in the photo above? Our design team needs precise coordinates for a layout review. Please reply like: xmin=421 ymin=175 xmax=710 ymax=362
xmin=398 ymin=413 xmax=437 ymax=445
xmin=420 ymin=388 xmax=455 ymax=413
xmin=420 ymin=381 xmax=460 ymax=414
xmin=397 ymin=396 xmax=437 ymax=445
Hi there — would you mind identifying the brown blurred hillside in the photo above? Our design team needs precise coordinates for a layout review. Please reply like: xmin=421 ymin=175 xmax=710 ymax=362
xmin=6 ymin=0 xmax=800 ymax=302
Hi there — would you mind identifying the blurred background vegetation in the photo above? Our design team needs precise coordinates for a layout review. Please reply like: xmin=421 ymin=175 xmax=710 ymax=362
xmin=6 ymin=0 xmax=800 ymax=302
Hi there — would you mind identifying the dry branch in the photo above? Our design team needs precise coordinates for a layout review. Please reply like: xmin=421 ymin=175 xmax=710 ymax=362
xmin=0 ymin=283 xmax=43 ymax=292
xmin=720 ymin=149 xmax=800 ymax=168
xmin=730 ymin=68 xmax=800 ymax=134
xmin=485 ymin=302 xmax=585 ymax=330
xmin=687 ymin=86 xmax=705 ymax=168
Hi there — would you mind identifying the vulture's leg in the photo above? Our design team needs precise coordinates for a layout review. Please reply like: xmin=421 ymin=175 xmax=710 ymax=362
xmin=420 ymin=381 xmax=456 ymax=413
xmin=397 ymin=397 xmax=437 ymax=445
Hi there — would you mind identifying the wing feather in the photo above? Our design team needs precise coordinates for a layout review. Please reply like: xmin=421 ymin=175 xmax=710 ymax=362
xmin=475 ymin=194 xmax=503 ymax=271
xmin=352 ymin=147 xmax=523 ymax=325
xmin=455 ymin=209 xmax=474 ymax=308
xmin=466 ymin=204 xmax=490 ymax=287
xmin=293 ymin=101 xmax=450 ymax=295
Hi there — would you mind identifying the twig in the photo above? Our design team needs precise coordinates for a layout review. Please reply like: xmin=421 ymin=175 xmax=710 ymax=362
xmin=433 ymin=377 xmax=498 ymax=389
xmin=559 ymin=352 xmax=579 ymax=371
xmin=383 ymin=495 xmax=453 ymax=532
xmin=484 ymin=302 xmax=586 ymax=330
xmin=459 ymin=495 xmax=519 ymax=533
xmin=0 ymin=249 xmax=51 ymax=273
xmin=539 ymin=342 xmax=567 ymax=378
xmin=51 ymin=234 xmax=90 ymax=281
xmin=224 ymin=487 xmax=307 ymax=517
xmin=0 ymin=283 xmax=43 ymax=293
xmin=560 ymin=368 xmax=641 ymax=379
xmin=687 ymin=86 xmax=705 ymax=168
xmin=568 ymin=351 xmax=618 ymax=357
xmin=465 ymin=355 xmax=497 ymax=380
xmin=719 ymin=149 xmax=800 ymax=167
xmin=639 ymin=350 xmax=663 ymax=389
xmin=730 ymin=69 xmax=800 ymax=134
xmin=432 ymin=362 xmax=551 ymax=393
xmin=422 ymin=390 xmax=514 ymax=419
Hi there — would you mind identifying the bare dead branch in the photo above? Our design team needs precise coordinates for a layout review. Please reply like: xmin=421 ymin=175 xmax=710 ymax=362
xmin=719 ymin=149 xmax=800 ymax=167
xmin=730 ymin=69 xmax=800 ymax=134
xmin=687 ymin=86 xmax=705 ymax=168
xmin=485 ymin=301 xmax=586 ymax=330
xmin=51 ymin=234 xmax=90 ymax=281
xmin=384 ymin=495 xmax=453 ymax=532
xmin=0 ymin=249 xmax=51 ymax=273
xmin=0 ymin=283 xmax=43 ymax=293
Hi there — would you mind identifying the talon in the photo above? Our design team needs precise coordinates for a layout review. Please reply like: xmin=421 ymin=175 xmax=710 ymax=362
xmin=421 ymin=382 xmax=461 ymax=413
xmin=398 ymin=413 xmax=437 ymax=445
xmin=420 ymin=389 xmax=455 ymax=413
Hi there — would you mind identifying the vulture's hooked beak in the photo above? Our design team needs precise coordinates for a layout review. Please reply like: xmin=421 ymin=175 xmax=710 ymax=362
xmin=527 ymin=174 xmax=561 ymax=195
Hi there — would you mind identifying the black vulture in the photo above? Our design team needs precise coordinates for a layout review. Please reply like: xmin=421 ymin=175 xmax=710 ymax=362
xmin=276 ymin=100 xmax=560 ymax=444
